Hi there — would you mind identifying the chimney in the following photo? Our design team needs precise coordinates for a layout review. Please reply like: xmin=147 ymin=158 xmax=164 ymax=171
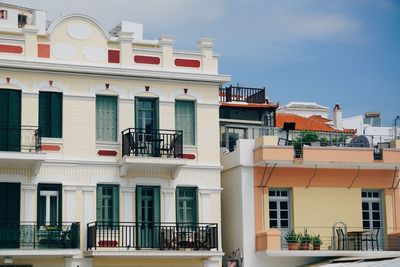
xmin=333 ymin=103 xmax=342 ymax=129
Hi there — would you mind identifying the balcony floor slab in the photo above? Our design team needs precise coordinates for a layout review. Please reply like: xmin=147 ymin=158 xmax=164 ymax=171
xmin=119 ymin=156 xmax=186 ymax=178
xmin=85 ymin=249 xmax=224 ymax=259
xmin=256 ymin=250 xmax=400 ymax=258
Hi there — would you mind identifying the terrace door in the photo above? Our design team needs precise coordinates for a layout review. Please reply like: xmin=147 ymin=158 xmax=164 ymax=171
xmin=135 ymin=98 xmax=159 ymax=156
xmin=0 ymin=89 xmax=21 ymax=151
xmin=362 ymin=190 xmax=384 ymax=249
xmin=136 ymin=186 xmax=160 ymax=248
xmin=269 ymin=189 xmax=291 ymax=248
xmin=0 ymin=183 xmax=20 ymax=248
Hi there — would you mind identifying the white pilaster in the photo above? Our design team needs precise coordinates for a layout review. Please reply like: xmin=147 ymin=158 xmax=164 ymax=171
xmin=122 ymin=187 xmax=135 ymax=222
xmin=82 ymin=187 xmax=96 ymax=225
xmin=22 ymin=185 xmax=36 ymax=222
xmin=200 ymin=190 xmax=211 ymax=223
xmin=159 ymin=35 xmax=174 ymax=70
xmin=65 ymin=186 xmax=76 ymax=222
xmin=162 ymin=188 xmax=175 ymax=222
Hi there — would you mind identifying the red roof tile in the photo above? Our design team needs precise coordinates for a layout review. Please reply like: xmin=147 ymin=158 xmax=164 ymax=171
xmin=276 ymin=113 xmax=356 ymax=134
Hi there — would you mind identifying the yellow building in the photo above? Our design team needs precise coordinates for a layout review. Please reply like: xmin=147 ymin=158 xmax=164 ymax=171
xmin=0 ymin=3 xmax=229 ymax=267
xmin=220 ymin=88 xmax=400 ymax=267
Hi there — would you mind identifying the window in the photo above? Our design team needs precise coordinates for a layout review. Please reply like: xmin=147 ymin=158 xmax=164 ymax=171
xmin=18 ymin=14 xmax=27 ymax=27
xmin=96 ymin=95 xmax=118 ymax=141
xmin=176 ymin=187 xmax=197 ymax=224
xmin=0 ymin=89 xmax=21 ymax=151
xmin=37 ymin=184 xmax=62 ymax=226
xmin=96 ymin=184 xmax=119 ymax=223
xmin=39 ymin=92 xmax=62 ymax=138
xmin=0 ymin=10 xmax=7 ymax=19
xmin=269 ymin=189 xmax=291 ymax=247
xmin=135 ymin=98 xmax=159 ymax=131
xmin=175 ymin=100 xmax=195 ymax=145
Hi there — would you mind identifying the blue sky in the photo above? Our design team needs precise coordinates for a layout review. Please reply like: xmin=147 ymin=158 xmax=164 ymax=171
xmin=15 ymin=0 xmax=400 ymax=125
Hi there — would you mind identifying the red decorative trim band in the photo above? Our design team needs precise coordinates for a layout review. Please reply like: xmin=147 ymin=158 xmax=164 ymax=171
xmin=181 ymin=153 xmax=196 ymax=159
xmin=134 ymin=55 xmax=160 ymax=65
xmin=38 ymin=44 xmax=50 ymax=58
xmin=174 ymin=58 xmax=200 ymax=68
xmin=0 ymin=44 xmax=23 ymax=54
xmin=108 ymin=50 xmax=120 ymax=63
xmin=41 ymin=144 xmax=61 ymax=151
xmin=98 ymin=150 xmax=118 ymax=156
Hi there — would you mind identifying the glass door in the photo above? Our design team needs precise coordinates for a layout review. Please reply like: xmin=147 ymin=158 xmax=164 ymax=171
xmin=0 ymin=89 xmax=21 ymax=151
xmin=135 ymin=98 xmax=159 ymax=156
xmin=269 ymin=189 xmax=291 ymax=247
xmin=136 ymin=186 xmax=160 ymax=248
xmin=362 ymin=190 xmax=384 ymax=249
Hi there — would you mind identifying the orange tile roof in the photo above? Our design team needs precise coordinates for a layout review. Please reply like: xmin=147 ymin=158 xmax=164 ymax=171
xmin=276 ymin=113 xmax=356 ymax=134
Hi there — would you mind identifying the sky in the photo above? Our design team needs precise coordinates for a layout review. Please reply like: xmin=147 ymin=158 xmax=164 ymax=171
xmin=10 ymin=0 xmax=400 ymax=125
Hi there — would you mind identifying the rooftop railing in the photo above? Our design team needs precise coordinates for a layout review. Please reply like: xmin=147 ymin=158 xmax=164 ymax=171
xmin=219 ymin=85 xmax=266 ymax=104
xmin=87 ymin=221 xmax=218 ymax=251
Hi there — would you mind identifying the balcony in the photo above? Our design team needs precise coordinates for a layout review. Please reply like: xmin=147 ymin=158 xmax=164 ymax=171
xmin=0 ymin=126 xmax=45 ymax=175
xmin=0 ymin=222 xmax=80 ymax=255
xmin=86 ymin=222 xmax=220 ymax=257
xmin=219 ymin=85 xmax=266 ymax=104
xmin=119 ymin=128 xmax=186 ymax=178
xmin=256 ymin=226 xmax=400 ymax=258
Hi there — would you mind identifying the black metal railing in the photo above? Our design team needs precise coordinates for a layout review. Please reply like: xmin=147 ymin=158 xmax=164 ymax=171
xmin=87 ymin=221 xmax=218 ymax=251
xmin=121 ymin=128 xmax=183 ymax=158
xmin=0 ymin=125 xmax=41 ymax=152
xmin=219 ymin=85 xmax=266 ymax=103
xmin=0 ymin=221 xmax=80 ymax=249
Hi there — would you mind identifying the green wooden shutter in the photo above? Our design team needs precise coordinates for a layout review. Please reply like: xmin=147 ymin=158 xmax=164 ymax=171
xmin=175 ymin=101 xmax=195 ymax=145
xmin=7 ymin=90 xmax=21 ymax=151
xmin=136 ymin=186 xmax=142 ymax=222
xmin=0 ymin=90 xmax=8 ymax=151
xmin=57 ymin=184 xmax=62 ymax=225
xmin=96 ymin=96 xmax=117 ymax=141
xmin=39 ymin=92 xmax=47 ymax=137
xmin=51 ymin=93 xmax=62 ymax=138
xmin=96 ymin=185 xmax=103 ymax=221
xmin=112 ymin=185 xmax=119 ymax=222
xmin=0 ymin=184 xmax=5 ymax=222
xmin=153 ymin=187 xmax=160 ymax=223
xmin=176 ymin=187 xmax=197 ymax=224
xmin=154 ymin=98 xmax=159 ymax=130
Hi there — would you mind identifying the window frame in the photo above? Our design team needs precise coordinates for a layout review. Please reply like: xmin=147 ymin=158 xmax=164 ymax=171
xmin=96 ymin=184 xmax=119 ymax=223
xmin=37 ymin=183 xmax=62 ymax=226
xmin=176 ymin=187 xmax=198 ymax=225
xmin=96 ymin=95 xmax=118 ymax=142
xmin=175 ymin=100 xmax=196 ymax=146
xmin=39 ymin=91 xmax=63 ymax=138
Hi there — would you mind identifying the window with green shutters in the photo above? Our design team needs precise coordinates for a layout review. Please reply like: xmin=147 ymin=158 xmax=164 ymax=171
xmin=176 ymin=187 xmax=198 ymax=224
xmin=39 ymin=92 xmax=62 ymax=138
xmin=96 ymin=95 xmax=118 ymax=141
xmin=0 ymin=89 xmax=21 ymax=151
xmin=96 ymin=184 xmax=119 ymax=223
xmin=175 ymin=100 xmax=195 ymax=145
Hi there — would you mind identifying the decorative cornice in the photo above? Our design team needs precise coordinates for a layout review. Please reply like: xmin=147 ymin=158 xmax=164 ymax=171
xmin=0 ymin=58 xmax=231 ymax=84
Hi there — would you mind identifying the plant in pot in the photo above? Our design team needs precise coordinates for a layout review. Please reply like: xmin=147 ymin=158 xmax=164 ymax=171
xmin=284 ymin=230 xmax=299 ymax=250
xmin=312 ymin=235 xmax=322 ymax=250
xmin=299 ymin=229 xmax=312 ymax=250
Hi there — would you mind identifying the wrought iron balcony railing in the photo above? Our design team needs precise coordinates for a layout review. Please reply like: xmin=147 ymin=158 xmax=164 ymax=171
xmin=0 ymin=125 xmax=41 ymax=152
xmin=87 ymin=221 xmax=218 ymax=251
xmin=219 ymin=85 xmax=266 ymax=104
xmin=122 ymin=128 xmax=183 ymax=158
xmin=0 ymin=222 xmax=80 ymax=249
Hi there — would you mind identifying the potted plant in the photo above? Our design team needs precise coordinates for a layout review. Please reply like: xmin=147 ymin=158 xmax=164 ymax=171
xmin=284 ymin=230 xmax=299 ymax=250
xmin=299 ymin=229 xmax=312 ymax=250
xmin=312 ymin=235 xmax=322 ymax=250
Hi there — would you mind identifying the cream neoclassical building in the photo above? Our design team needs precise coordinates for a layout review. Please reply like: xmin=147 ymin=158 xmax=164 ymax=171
xmin=0 ymin=3 xmax=229 ymax=267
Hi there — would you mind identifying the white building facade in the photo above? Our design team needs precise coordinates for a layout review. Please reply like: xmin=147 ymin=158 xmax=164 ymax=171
xmin=0 ymin=3 xmax=229 ymax=267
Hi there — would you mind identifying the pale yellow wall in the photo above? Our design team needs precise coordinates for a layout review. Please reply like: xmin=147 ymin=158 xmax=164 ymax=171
xmin=291 ymin=187 xmax=363 ymax=238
